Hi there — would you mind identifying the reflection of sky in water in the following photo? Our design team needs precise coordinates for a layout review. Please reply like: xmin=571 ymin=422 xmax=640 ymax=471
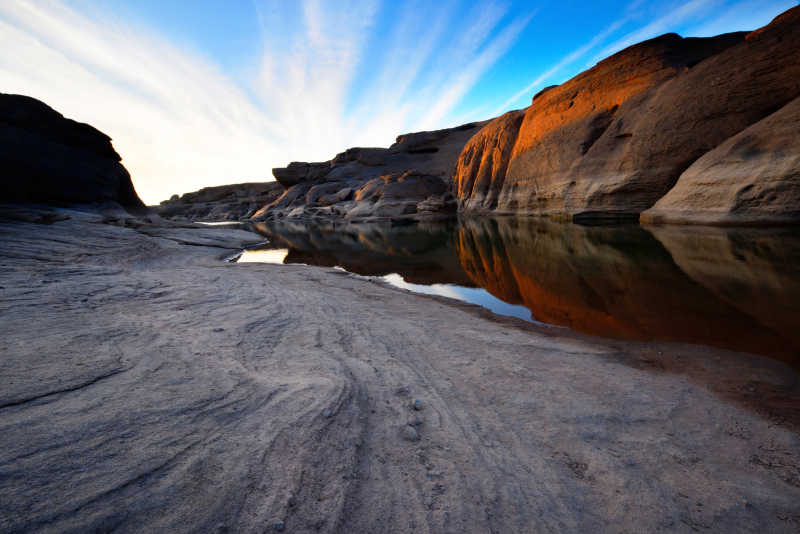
xmin=236 ymin=249 xmax=536 ymax=323
xmin=381 ymin=274 xmax=535 ymax=323
xmin=237 ymin=248 xmax=289 ymax=263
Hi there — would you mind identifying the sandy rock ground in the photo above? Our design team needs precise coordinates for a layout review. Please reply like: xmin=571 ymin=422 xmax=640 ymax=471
xmin=0 ymin=205 xmax=798 ymax=533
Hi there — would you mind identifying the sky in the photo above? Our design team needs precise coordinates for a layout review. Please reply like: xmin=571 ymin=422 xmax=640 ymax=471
xmin=0 ymin=0 xmax=797 ymax=204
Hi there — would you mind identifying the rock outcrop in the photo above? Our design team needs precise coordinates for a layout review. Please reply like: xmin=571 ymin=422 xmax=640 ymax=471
xmin=454 ymin=110 xmax=525 ymax=212
xmin=641 ymin=95 xmax=800 ymax=224
xmin=454 ymin=5 xmax=800 ymax=222
xmin=0 ymin=93 xmax=143 ymax=209
xmin=156 ymin=181 xmax=284 ymax=221
xmin=254 ymin=122 xmax=485 ymax=222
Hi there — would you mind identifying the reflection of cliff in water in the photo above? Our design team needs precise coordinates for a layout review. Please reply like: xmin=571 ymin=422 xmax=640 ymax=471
xmin=253 ymin=218 xmax=800 ymax=364
xmin=455 ymin=218 xmax=800 ymax=364
xmin=252 ymin=220 xmax=475 ymax=287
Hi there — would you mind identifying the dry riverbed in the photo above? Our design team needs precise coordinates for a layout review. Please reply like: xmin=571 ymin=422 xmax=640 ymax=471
xmin=0 ymin=205 xmax=798 ymax=533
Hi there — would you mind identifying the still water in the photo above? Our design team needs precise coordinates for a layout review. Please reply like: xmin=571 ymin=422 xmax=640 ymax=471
xmin=239 ymin=218 xmax=800 ymax=365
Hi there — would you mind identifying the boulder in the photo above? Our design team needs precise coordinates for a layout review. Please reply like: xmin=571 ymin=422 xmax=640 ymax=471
xmin=641 ymin=96 xmax=800 ymax=225
xmin=0 ymin=93 xmax=143 ymax=208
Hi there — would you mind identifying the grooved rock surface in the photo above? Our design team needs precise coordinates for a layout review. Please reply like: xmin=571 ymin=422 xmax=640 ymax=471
xmin=256 ymin=122 xmax=485 ymax=222
xmin=156 ymin=181 xmax=284 ymax=221
xmin=0 ymin=94 xmax=143 ymax=208
xmin=1 ymin=206 xmax=799 ymax=533
xmin=454 ymin=110 xmax=525 ymax=212
xmin=642 ymin=96 xmax=800 ymax=224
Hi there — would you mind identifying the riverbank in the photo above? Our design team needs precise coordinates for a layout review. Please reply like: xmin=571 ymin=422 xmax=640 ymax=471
xmin=1 ymin=205 xmax=798 ymax=533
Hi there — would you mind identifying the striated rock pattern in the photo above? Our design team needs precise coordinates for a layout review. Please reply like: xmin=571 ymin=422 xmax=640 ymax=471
xmin=156 ymin=181 xmax=284 ymax=221
xmin=0 ymin=93 xmax=143 ymax=209
xmin=454 ymin=110 xmax=525 ymax=212
xmin=642 ymin=96 xmax=800 ymax=224
xmin=255 ymin=122 xmax=485 ymax=222
xmin=454 ymin=6 xmax=800 ymax=222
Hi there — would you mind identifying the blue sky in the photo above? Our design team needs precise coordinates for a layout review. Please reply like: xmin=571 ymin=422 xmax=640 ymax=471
xmin=1 ymin=0 xmax=796 ymax=203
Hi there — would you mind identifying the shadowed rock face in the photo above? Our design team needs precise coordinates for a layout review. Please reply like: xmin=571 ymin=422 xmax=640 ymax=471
xmin=254 ymin=121 xmax=485 ymax=222
xmin=453 ymin=6 xmax=800 ymax=222
xmin=156 ymin=182 xmax=284 ymax=221
xmin=0 ymin=93 xmax=143 ymax=208
xmin=642 ymin=95 xmax=800 ymax=224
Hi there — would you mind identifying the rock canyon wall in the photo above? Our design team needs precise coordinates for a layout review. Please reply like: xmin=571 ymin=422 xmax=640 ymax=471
xmin=221 ymin=6 xmax=799 ymax=226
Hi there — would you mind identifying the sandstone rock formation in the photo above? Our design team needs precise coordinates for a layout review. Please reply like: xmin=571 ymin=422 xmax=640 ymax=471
xmin=254 ymin=122 xmax=485 ymax=222
xmin=0 ymin=93 xmax=143 ymax=209
xmin=454 ymin=5 xmax=800 ymax=222
xmin=156 ymin=181 xmax=284 ymax=221
xmin=641 ymin=96 xmax=800 ymax=224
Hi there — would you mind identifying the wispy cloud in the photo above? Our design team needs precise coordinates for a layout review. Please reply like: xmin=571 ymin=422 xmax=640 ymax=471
xmin=586 ymin=0 xmax=722 ymax=66
xmin=0 ymin=0 xmax=531 ymax=204
xmin=490 ymin=16 xmax=628 ymax=115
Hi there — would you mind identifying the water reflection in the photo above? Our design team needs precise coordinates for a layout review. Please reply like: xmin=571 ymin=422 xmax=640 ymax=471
xmin=247 ymin=218 xmax=800 ymax=364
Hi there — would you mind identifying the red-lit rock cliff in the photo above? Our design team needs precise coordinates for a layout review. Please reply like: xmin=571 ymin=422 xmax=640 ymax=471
xmin=455 ymin=6 xmax=800 ymax=223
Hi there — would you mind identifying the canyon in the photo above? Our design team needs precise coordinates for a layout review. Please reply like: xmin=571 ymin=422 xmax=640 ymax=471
xmin=160 ymin=6 xmax=800 ymax=226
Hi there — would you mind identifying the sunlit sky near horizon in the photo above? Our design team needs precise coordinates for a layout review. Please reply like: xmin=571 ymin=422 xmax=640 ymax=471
xmin=1 ymin=0 xmax=797 ymax=204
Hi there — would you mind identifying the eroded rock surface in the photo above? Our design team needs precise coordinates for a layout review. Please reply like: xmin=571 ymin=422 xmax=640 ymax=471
xmin=454 ymin=6 xmax=800 ymax=222
xmin=0 ymin=93 xmax=143 ymax=209
xmin=642 ymin=96 xmax=800 ymax=224
xmin=1 ymin=206 xmax=799 ymax=533
xmin=255 ymin=122 xmax=485 ymax=222
xmin=156 ymin=181 xmax=284 ymax=221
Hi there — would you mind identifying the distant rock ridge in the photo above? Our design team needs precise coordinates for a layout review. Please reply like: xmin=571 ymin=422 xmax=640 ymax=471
xmin=252 ymin=121 xmax=486 ymax=222
xmin=0 ymin=93 xmax=144 ymax=209
xmin=156 ymin=181 xmax=284 ymax=221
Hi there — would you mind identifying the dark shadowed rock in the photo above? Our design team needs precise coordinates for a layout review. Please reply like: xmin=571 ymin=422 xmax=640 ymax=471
xmin=0 ymin=93 xmax=143 ymax=209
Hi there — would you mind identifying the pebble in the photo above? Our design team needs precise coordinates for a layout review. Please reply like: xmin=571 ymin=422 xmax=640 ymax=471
xmin=412 ymin=399 xmax=422 ymax=411
xmin=408 ymin=415 xmax=423 ymax=427
xmin=401 ymin=425 xmax=420 ymax=442
xmin=323 ymin=409 xmax=333 ymax=418
xmin=274 ymin=521 xmax=285 ymax=532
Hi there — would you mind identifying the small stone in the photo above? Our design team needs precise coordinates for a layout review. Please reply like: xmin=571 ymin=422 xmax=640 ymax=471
xmin=212 ymin=328 xmax=225 ymax=332
xmin=274 ymin=521 xmax=285 ymax=532
xmin=412 ymin=399 xmax=422 ymax=411
xmin=323 ymin=409 xmax=333 ymax=418
xmin=408 ymin=415 xmax=423 ymax=427
xmin=401 ymin=425 xmax=420 ymax=442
